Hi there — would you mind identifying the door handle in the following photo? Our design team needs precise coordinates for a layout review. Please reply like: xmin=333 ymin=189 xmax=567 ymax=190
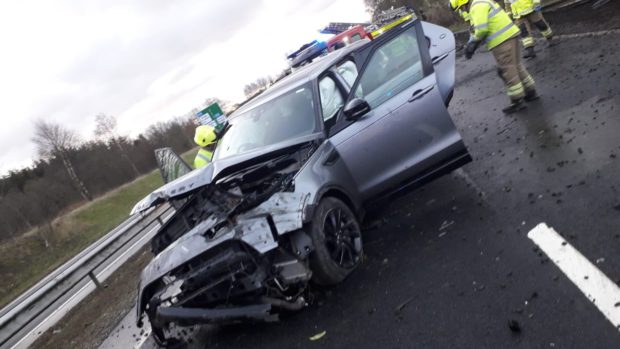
xmin=408 ymin=85 xmax=434 ymax=103
xmin=431 ymin=53 xmax=449 ymax=65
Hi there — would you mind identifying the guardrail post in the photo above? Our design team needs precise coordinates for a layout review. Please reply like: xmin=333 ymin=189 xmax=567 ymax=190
xmin=88 ymin=271 xmax=102 ymax=289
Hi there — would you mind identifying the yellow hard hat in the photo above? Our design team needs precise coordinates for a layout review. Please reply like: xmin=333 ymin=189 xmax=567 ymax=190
xmin=449 ymin=0 xmax=470 ymax=10
xmin=194 ymin=125 xmax=216 ymax=147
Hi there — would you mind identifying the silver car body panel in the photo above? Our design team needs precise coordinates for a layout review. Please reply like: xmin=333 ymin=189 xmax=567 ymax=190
xmin=422 ymin=21 xmax=456 ymax=104
xmin=235 ymin=192 xmax=309 ymax=237
xmin=330 ymin=20 xmax=465 ymax=200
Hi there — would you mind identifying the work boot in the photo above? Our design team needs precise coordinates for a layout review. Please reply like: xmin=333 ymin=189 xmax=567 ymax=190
xmin=523 ymin=46 xmax=536 ymax=59
xmin=524 ymin=90 xmax=540 ymax=102
xmin=502 ymin=99 xmax=527 ymax=114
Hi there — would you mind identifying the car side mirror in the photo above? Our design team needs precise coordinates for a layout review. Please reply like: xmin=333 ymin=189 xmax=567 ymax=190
xmin=343 ymin=98 xmax=371 ymax=121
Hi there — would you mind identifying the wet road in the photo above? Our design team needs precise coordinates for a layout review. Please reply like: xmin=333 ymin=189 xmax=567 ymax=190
xmin=103 ymin=8 xmax=620 ymax=349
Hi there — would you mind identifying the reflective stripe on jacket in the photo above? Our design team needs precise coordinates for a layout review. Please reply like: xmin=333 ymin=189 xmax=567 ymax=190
xmin=193 ymin=148 xmax=213 ymax=169
xmin=470 ymin=0 xmax=520 ymax=50
xmin=506 ymin=0 xmax=539 ymax=19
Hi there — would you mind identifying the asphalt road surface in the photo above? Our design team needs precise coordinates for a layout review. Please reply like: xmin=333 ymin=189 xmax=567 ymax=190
xmin=102 ymin=5 xmax=620 ymax=349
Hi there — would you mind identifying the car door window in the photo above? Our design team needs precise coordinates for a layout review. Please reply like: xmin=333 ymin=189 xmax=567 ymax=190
xmin=319 ymin=76 xmax=344 ymax=122
xmin=354 ymin=26 xmax=423 ymax=108
xmin=336 ymin=60 xmax=358 ymax=89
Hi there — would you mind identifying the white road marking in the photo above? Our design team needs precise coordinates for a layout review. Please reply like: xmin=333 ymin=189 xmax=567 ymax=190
xmin=527 ymin=223 xmax=620 ymax=331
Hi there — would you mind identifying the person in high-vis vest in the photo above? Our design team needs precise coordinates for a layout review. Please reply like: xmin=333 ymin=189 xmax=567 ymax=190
xmin=450 ymin=1 xmax=472 ymax=24
xmin=505 ymin=0 xmax=554 ymax=59
xmin=193 ymin=125 xmax=217 ymax=169
xmin=449 ymin=1 xmax=473 ymax=45
xmin=453 ymin=0 xmax=539 ymax=113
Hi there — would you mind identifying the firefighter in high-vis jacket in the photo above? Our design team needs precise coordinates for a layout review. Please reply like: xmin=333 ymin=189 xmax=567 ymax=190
xmin=505 ymin=0 xmax=553 ymax=59
xmin=193 ymin=125 xmax=217 ymax=169
xmin=451 ymin=0 xmax=539 ymax=113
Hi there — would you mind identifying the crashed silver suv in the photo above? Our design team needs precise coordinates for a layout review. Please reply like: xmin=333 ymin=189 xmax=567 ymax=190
xmin=132 ymin=14 xmax=470 ymax=346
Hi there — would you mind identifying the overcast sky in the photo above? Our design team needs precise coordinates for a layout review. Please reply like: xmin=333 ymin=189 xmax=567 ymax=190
xmin=0 ymin=0 xmax=369 ymax=174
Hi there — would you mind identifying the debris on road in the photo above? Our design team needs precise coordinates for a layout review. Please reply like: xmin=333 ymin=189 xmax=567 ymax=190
xmin=394 ymin=296 xmax=415 ymax=314
xmin=439 ymin=220 xmax=454 ymax=231
xmin=595 ymin=257 xmax=605 ymax=264
xmin=309 ymin=331 xmax=327 ymax=341
xmin=508 ymin=319 xmax=521 ymax=333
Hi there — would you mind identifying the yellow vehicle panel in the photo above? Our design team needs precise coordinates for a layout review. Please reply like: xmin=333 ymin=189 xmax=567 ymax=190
xmin=371 ymin=14 xmax=415 ymax=38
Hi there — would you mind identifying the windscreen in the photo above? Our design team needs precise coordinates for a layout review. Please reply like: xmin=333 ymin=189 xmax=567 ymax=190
xmin=214 ymin=83 xmax=317 ymax=160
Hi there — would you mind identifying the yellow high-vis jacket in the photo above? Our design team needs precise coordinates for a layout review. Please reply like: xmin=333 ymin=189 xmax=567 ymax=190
xmin=469 ymin=0 xmax=520 ymax=49
xmin=505 ymin=0 xmax=540 ymax=19
xmin=193 ymin=148 xmax=213 ymax=169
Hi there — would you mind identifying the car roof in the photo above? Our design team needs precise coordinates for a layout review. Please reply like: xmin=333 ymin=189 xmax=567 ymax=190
xmin=232 ymin=38 xmax=371 ymax=117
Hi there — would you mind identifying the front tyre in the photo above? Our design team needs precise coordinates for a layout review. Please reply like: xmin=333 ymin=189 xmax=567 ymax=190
xmin=308 ymin=197 xmax=363 ymax=285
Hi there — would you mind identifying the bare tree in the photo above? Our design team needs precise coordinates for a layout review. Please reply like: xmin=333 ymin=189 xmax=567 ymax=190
xmin=32 ymin=119 xmax=92 ymax=201
xmin=243 ymin=76 xmax=273 ymax=98
xmin=94 ymin=113 xmax=141 ymax=176
xmin=363 ymin=0 xmax=455 ymax=23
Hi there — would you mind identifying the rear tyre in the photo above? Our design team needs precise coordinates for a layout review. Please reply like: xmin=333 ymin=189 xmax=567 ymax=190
xmin=308 ymin=197 xmax=363 ymax=285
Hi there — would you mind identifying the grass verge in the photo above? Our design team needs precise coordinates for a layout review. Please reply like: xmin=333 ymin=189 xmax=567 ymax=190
xmin=0 ymin=147 xmax=198 ymax=308
xmin=0 ymin=171 xmax=162 ymax=308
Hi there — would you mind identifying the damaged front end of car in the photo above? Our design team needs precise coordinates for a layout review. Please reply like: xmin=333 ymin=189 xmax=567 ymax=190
xmin=134 ymin=143 xmax=322 ymax=345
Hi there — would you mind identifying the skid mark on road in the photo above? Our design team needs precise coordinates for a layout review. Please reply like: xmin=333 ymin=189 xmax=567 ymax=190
xmin=528 ymin=223 xmax=620 ymax=331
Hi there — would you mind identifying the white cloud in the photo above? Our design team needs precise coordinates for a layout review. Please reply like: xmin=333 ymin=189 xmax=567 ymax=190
xmin=0 ymin=0 xmax=369 ymax=174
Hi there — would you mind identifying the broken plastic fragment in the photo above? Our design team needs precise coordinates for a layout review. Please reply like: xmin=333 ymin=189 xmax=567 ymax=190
xmin=309 ymin=331 xmax=327 ymax=341
xmin=395 ymin=296 xmax=415 ymax=313
xmin=439 ymin=220 xmax=454 ymax=231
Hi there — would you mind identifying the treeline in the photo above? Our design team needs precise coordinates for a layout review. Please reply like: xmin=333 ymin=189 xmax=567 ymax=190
xmin=0 ymin=116 xmax=196 ymax=242
xmin=364 ymin=0 xmax=460 ymax=26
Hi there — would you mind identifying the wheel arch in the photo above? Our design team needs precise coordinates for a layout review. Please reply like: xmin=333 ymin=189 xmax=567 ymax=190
xmin=317 ymin=186 xmax=364 ymax=221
